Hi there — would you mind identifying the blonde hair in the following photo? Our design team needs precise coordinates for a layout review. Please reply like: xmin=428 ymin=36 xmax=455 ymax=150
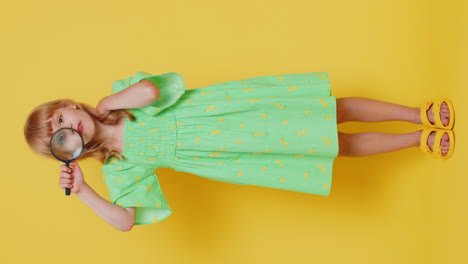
xmin=24 ymin=99 xmax=135 ymax=163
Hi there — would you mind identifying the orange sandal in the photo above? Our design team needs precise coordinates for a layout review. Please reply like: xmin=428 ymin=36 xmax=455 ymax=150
xmin=419 ymin=99 xmax=454 ymax=130
xmin=419 ymin=128 xmax=455 ymax=160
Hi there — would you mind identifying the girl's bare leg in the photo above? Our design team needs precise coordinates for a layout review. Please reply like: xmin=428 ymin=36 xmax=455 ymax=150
xmin=337 ymin=131 xmax=451 ymax=157
xmin=336 ymin=97 xmax=450 ymax=125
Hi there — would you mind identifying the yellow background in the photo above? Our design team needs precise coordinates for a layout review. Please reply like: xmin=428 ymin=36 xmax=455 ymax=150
xmin=1 ymin=0 xmax=466 ymax=263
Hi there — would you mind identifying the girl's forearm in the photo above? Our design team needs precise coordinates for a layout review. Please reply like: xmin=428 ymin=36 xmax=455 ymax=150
xmin=76 ymin=183 xmax=135 ymax=231
xmin=97 ymin=79 xmax=159 ymax=113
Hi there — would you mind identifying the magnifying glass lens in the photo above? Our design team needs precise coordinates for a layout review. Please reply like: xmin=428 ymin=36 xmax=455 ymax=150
xmin=50 ymin=128 xmax=84 ymax=161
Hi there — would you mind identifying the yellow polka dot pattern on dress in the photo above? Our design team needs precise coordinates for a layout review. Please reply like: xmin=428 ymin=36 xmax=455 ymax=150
xmin=102 ymin=71 xmax=337 ymax=225
xmin=170 ymin=72 xmax=338 ymax=196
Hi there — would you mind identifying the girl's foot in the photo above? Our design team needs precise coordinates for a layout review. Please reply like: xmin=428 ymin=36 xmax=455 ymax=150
xmin=424 ymin=130 xmax=451 ymax=156
xmin=422 ymin=102 xmax=451 ymax=126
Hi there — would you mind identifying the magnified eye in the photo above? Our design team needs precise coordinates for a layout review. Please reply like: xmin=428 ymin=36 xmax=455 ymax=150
xmin=58 ymin=134 xmax=64 ymax=145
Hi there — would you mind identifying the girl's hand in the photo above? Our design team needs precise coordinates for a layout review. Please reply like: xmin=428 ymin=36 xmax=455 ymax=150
xmin=59 ymin=161 xmax=86 ymax=194
xmin=96 ymin=98 xmax=107 ymax=115
xmin=96 ymin=98 xmax=113 ymax=121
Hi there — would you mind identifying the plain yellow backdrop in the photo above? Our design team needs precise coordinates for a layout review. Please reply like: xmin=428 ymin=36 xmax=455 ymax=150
xmin=1 ymin=0 xmax=466 ymax=263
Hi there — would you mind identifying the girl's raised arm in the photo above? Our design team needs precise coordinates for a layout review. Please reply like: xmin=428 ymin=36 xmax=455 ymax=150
xmin=96 ymin=79 xmax=159 ymax=114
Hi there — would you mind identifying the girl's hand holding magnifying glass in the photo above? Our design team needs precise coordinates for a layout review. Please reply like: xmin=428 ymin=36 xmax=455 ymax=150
xmin=59 ymin=161 xmax=86 ymax=195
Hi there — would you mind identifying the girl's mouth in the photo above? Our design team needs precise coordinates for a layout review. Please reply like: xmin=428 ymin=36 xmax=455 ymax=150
xmin=78 ymin=122 xmax=83 ymax=134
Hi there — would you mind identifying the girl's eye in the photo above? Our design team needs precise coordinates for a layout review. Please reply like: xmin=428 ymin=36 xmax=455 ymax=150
xmin=58 ymin=115 xmax=63 ymax=125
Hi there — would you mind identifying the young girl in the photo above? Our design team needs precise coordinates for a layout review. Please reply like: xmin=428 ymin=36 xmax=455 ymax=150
xmin=24 ymin=71 xmax=455 ymax=232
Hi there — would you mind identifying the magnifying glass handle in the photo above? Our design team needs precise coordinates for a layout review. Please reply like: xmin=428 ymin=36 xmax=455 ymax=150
xmin=65 ymin=162 xmax=71 ymax=196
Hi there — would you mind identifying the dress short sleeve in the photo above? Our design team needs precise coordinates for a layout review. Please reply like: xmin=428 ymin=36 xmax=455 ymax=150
xmin=111 ymin=71 xmax=186 ymax=116
xmin=102 ymin=158 xmax=172 ymax=225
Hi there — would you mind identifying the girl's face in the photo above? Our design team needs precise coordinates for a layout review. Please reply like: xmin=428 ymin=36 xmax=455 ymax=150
xmin=50 ymin=105 xmax=95 ymax=144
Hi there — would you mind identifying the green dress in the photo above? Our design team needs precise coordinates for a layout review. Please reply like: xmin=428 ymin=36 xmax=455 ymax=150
xmin=102 ymin=71 xmax=339 ymax=225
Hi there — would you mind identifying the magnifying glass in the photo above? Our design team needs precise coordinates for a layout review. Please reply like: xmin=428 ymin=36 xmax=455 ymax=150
xmin=49 ymin=127 xmax=85 ymax=196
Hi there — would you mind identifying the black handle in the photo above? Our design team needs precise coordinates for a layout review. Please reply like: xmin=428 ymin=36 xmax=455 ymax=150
xmin=65 ymin=162 xmax=71 ymax=196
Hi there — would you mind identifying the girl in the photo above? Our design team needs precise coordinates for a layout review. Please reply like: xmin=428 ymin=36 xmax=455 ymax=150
xmin=24 ymin=71 xmax=455 ymax=232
